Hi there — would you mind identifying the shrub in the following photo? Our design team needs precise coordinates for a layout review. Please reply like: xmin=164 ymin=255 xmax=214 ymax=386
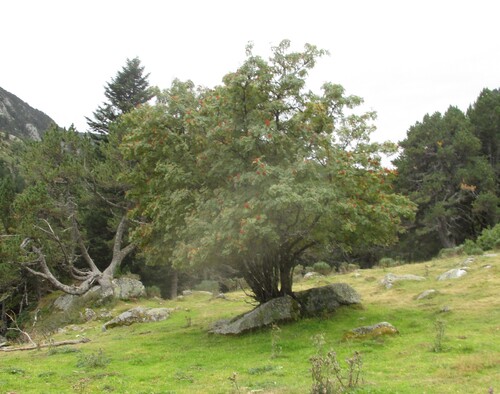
xmin=337 ymin=262 xmax=359 ymax=274
xmin=463 ymin=239 xmax=483 ymax=256
xmin=476 ymin=224 xmax=500 ymax=251
xmin=145 ymin=285 xmax=162 ymax=298
xmin=193 ymin=280 xmax=219 ymax=293
xmin=378 ymin=257 xmax=398 ymax=268
xmin=438 ymin=245 xmax=464 ymax=258
xmin=76 ymin=349 xmax=110 ymax=369
xmin=313 ymin=262 xmax=331 ymax=276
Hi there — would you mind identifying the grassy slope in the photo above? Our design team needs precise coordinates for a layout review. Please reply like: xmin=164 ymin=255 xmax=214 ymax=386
xmin=0 ymin=254 xmax=498 ymax=393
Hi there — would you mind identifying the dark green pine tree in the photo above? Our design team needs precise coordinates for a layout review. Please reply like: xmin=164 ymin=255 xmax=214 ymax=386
xmin=393 ymin=106 xmax=497 ymax=259
xmin=467 ymin=88 xmax=500 ymax=184
xmin=86 ymin=57 xmax=155 ymax=134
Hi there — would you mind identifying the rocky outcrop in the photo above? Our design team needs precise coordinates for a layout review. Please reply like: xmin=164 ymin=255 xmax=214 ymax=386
xmin=437 ymin=268 xmax=467 ymax=281
xmin=211 ymin=283 xmax=361 ymax=335
xmin=52 ymin=278 xmax=146 ymax=312
xmin=294 ymin=283 xmax=361 ymax=317
xmin=343 ymin=322 xmax=399 ymax=340
xmin=211 ymin=295 xmax=300 ymax=335
xmin=381 ymin=273 xmax=426 ymax=289
xmin=102 ymin=307 xmax=173 ymax=330
xmin=416 ymin=289 xmax=438 ymax=300
xmin=112 ymin=278 xmax=146 ymax=300
xmin=0 ymin=87 xmax=55 ymax=140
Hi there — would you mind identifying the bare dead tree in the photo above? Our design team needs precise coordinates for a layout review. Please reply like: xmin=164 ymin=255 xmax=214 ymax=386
xmin=21 ymin=214 xmax=135 ymax=296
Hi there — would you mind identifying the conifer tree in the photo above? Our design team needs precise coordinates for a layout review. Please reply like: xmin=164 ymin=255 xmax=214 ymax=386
xmin=86 ymin=57 xmax=155 ymax=134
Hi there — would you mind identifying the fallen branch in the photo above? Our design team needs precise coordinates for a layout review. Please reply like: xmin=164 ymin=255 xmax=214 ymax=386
xmin=0 ymin=337 xmax=90 ymax=352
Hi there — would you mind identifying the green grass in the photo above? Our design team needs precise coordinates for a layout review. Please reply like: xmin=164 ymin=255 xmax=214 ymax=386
xmin=1 ymin=254 xmax=498 ymax=393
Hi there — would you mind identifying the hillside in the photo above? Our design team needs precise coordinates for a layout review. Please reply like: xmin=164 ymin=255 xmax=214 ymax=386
xmin=0 ymin=86 xmax=56 ymax=141
xmin=0 ymin=254 xmax=498 ymax=393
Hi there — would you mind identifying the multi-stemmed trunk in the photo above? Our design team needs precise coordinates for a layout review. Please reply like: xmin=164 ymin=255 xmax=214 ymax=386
xmin=243 ymin=252 xmax=296 ymax=304
xmin=23 ymin=215 xmax=135 ymax=297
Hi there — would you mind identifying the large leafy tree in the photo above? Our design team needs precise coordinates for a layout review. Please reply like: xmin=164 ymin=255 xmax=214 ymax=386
xmin=393 ymin=106 xmax=498 ymax=258
xmin=121 ymin=41 xmax=415 ymax=303
xmin=86 ymin=57 xmax=155 ymax=134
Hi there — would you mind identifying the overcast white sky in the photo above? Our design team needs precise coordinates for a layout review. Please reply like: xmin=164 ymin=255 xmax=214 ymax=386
xmin=2 ymin=0 xmax=499 ymax=145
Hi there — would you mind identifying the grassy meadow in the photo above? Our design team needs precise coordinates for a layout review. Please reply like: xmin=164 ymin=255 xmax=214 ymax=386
xmin=1 ymin=254 xmax=498 ymax=393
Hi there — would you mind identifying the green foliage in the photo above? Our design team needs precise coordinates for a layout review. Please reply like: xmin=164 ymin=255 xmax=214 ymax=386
xmin=86 ymin=57 xmax=155 ymax=134
xmin=432 ymin=320 xmax=446 ymax=353
xmin=76 ymin=349 xmax=110 ymax=369
xmin=145 ymin=285 xmax=162 ymax=298
xmin=270 ymin=323 xmax=282 ymax=359
xmin=475 ymin=223 xmax=500 ymax=251
xmin=393 ymin=88 xmax=500 ymax=261
xmin=47 ymin=346 xmax=81 ymax=356
xmin=377 ymin=257 xmax=398 ymax=268
xmin=312 ymin=261 xmax=331 ymax=276
xmin=121 ymin=40 xmax=415 ymax=303
xmin=462 ymin=239 xmax=483 ymax=256
xmin=437 ymin=246 xmax=464 ymax=259
xmin=193 ymin=280 xmax=219 ymax=293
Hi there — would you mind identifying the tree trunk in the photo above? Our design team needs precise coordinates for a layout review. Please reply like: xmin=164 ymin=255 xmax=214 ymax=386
xmin=279 ymin=263 xmax=294 ymax=297
xmin=169 ymin=269 xmax=178 ymax=299
xmin=437 ymin=217 xmax=456 ymax=249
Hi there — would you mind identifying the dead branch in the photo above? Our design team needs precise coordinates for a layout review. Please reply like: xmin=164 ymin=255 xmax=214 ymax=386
xmin=0 ymin=337 xmax=90 ymax=352
xmin=6 ymin=311 xmax=36 ymax=347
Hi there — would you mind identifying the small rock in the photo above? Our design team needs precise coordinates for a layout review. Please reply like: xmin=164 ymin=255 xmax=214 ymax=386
xmin=416 ymin=289 xmax=438 ymax=300
xmin=304 ymin=272 xmax=321 ymax=279
xmin=437 ymin=268 xmax=467 ymax=281
xmin=381 ymin=273 xmax=426 ymax=289
xmin=182 ymin=290 xmax=193 ymax=296
xmin=193 ymin=291 xmax=213 ymax=296
xmin=483 ymin=265 xmax=492 ymax=269
xmin=215 ymin=293 xmax=227 ymax=300
xmin=102 ymin=306 xmax=173 ymax=330
xmin=460 ymin=257 xmax=475 ymax=266
xmin=352 ymin=272 xmax=362 ymax=278
xmin=440 ymin=305 xmax=451 ymax=313
xmin=344 ymin=322 xmax=399 ymax=340
xmin=82 ymin=308 xmax=97 ymax=322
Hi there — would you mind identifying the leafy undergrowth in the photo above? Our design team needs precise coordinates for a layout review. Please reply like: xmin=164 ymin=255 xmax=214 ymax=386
xmin=1 ymin=254 xmax=498 ymax=393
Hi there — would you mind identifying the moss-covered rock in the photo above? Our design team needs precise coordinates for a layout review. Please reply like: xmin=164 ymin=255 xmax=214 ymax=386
xmin=343 ymin=322 xmax=399 ymax=340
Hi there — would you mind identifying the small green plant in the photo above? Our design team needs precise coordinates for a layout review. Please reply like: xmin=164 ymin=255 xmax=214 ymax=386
xmin=47 ymin=346 xmax=81 ymax=356
xmin=313 ymin=261 xmax=331 ymax=276
xmin=5 ymin=367 xmax=25 ymax=375
xmin=145 ymin=285 xmax=162 ymax=298
xmin=432 ymin=319 xmax=446 ymax=353
xmin=463 ymin=239 xmax=484 ymax=256
xmin=476 ymin=223 xmax=500 ymax=251
xmin=194 ymin=279 xmax=219 ymax=293
xmin=378 ymin=257 xmax=398 ymax=268
xmin=310 ymin=334 xmax=363 ymax=393
xmin=174 ymin=370 xmax=194 ymax=383
xmin=248 ymin=365 xmax=276 ymax=375
xmin=270 ymin=323 xmax=282 ymax=359
xmin=438 ymin=246 xmax=464 ymax=258
xmin=76 ymin=349 xmax=111 ymax=369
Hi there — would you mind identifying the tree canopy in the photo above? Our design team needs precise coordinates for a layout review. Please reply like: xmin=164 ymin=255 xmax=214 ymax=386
xmin=120 ymin=41 xmax=415 ymax=302
xmin=86 ymin=57 xmax=155 ymax=134
xmin=393 ymin=104 xmax=499 ymax=259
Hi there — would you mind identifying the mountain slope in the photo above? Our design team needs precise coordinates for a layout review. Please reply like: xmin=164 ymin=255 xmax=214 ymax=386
xmin=0 ymin=86 xmax=56 ymax=140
